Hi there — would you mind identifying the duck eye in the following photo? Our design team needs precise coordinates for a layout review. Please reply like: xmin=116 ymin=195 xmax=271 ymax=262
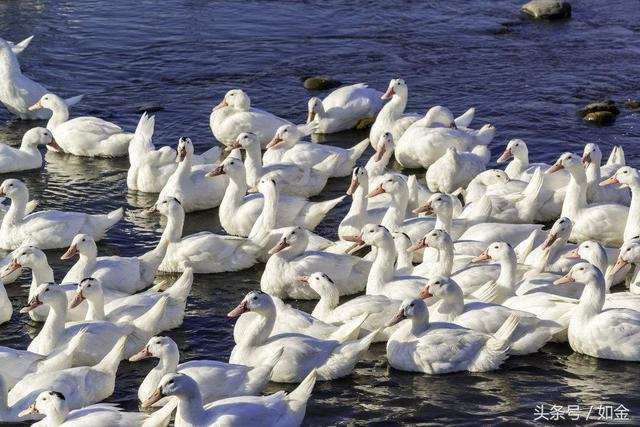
xmin=409 ymin=303 xmax=414 ymax=307
xmin=82 ymin=238 xmax=86 ymax=242
xmin=624 ymin=170 xmax=628 ymax=174
xmin=283 ymin=129 xmax=288 ymax=133
xmin=87 ymin=284 xmax=92 ymax=288
xmin=168 ymin=379 xmax=174 ymax=384
xmin=494 ymin=246 xmax=498 ymax=249
xmin=45 ymin=288 xmax=49 ymax=292
xmin=435 ymin=281 xmax=440 ymax=285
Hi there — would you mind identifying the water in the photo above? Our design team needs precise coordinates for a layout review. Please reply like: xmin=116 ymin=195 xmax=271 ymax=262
xmin=1 ymin=0 xmax=640 ymax=425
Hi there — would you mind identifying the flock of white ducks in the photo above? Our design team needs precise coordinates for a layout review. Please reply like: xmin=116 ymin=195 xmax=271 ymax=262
xmin=1 ymin=34 xmax=640 ymax=426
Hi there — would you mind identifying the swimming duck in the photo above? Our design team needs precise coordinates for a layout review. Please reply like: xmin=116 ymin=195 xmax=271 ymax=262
xmin=141 ymin=370 xmax=316 ymax=427
xmin=307 ymin=83 xmax=384 ymax=134
xmin=582 ymin=143 xmax=629 ymax=205
xmin=127 ymin=113 xmax=221 ymax=193
xmin=338 ymin=167 xmax=387 ymax=239
xmin=229 ymin=291 xmax=376 ymax=382
xmin=426 ymin=146 xmax=491 ymax=193
xmin=211 ymin=156 xmax=344 ymax=237
xmin=210 ymin=89 xmax=293 ymax=148
xmin=129 ymin=336 xmax=279 ymax=406
xmin=497 ymin=139 xmax=569 ymax=189
xmin=6 ymin=35 xmax=33 ymax=55
xmin=0 ymin=179 xmax=123 ymax=250
xmin=0 ymin=38 xmax=83 ymax=120
xmin=369 ymin=78 xmax=419 ymax=148
xmin=0 ymin=127 xmax=61 ymax=173
xmin=157 ymin=136 xmax=228 ymax=212
xmin=386 ymin=298 xmax=519 ymax=374
xmin=600 ymin=166 xmax=640 ymax=240
xmin=29 ymin=93 xmax=132 ymax=157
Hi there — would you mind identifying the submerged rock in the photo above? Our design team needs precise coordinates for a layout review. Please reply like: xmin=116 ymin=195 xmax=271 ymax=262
xmin=577 ymin=101 xmax=620 ymax=117
xmin=134 ymin=102 xmax=164 ymax=113
xmin=521 ymin=0 xmax=572 ymax=20
xmin=303 ymin=76 xmax=342 ymax=91
xmin=584 ymin=111 xmax=617 ymax=126
xmin=625 ymin=99 xmax=640 ymax=110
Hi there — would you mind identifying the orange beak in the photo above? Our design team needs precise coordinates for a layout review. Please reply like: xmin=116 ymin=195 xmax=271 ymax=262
xmin=228 ymin=300 xmax=249 ymax=317
xmin=496 ymin=147 xmax=513 ymax=163
xmin=212 ymin=99 xmax=228 ymax=112
xmin=46 ymin=137 xmax=63 ymax=152
xmin=381 ymin=86 xmax=395 ymax=100
xmin=554 ymin=272 xmax=575 ymax=285
xmin=546 ymin=161 xmax=564 ymax=174
xmin=582 ymin=153 xmax=592 ymax=168
xmin=268 ymin=239 xmax=290 ymax=255
xmin=141 ymin=387 xmax=164 ymax=408
xmin=176 ymin=147 xmax=187 ymax=162
xmin=418 ymin=287 xmax=432 ymax=299
xmin=562 ymin=248 xmax=580 ymax=259
xmin=28 ymin=101 xmax=43 ymax=111
xmin=413 ymin=201 xmax=433 ymax=215
xmin=129 ymin=345 xmax=153 ymax=362
xmin=61 ymin=244 xmax=78 ymax=260
xmin=1 ymin=258 xmax=22 ymax=278
xmin=600 ymin=176 xmax=619 ymax=187
xmin=20 ymin=295 xmax=43 ymax=313
xmin=346 ymin=177 xmax=359 ymax=196
xmin=207 ymin=165 xmax=225 ymax=177
xmin=68 ymin=291 xmax=85 ymax=309
xmin=386 ymin=309 xmax=406 ymax=326
xmin=307 ymin=110 xmax=316 ymax=124
xmin=471 ymin=250 xmax=491 ymax=263
xmin=407 ymin=238 xmax=427 ymax=253
xmin=367 ymin=183 xmax=385 ymax=198
xmin=296 ymin=275 xmax=310 ymax=283
xmin=374 ymin=143 xmax=386 ymax=162
xmin=541 ymin=233 xmax=558 ymax=250
xmin=266 ymin=134 xmax=282 ymax=149
xmin=18 ymin=403 xmax=39 ymax=418
xmin=609 ymin=256 xmax=629 ymax=277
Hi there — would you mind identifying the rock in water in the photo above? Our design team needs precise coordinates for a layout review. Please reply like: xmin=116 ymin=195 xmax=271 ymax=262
xmin=303 ymin=76 xmax=342 ymax=91
xmin=577 ymin=101 xmax=620 ymax=117
xmin=625 ymin=100 xmax=640 ymax=110
xmin=521 ymin=0 xmax=572 ymax=20
xmin=584 ymin=111 xmax=616 ymax=126
xmin=134 ymin=102 xmax=164 ymax=113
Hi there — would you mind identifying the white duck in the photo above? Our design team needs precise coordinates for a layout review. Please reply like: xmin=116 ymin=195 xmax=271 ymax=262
xmin=229 ymin=291 xmax=376 ymax=382
xmin=129 ymin=336 xmax=279 ymax=405
xmin=601 ymin=166 xmax=640 ymax=240
xmin=364 ymin=131 xmax=396 ymax=184
xmin=548 ymin=152 xmax=628 ymax=246
xmin=6 ymin=35 xmax=34 ymax=55
xmin=556 ymin=262 xmax=640 ymax=361
xmin=369 ymin=78 xmax=419 ymax=148
xmin=521 ymin=217 xmax=579 ymax=275
xmin=60 ymin=232 xmax=169 ymax=294
xmin=247 ymin=178 xmax=333 ymax=261
xmin=0 ymin=127 xmax=60 ymax=173
xmin=8 ymin=337 xmax=127 ymax=414
xmin=29 ymin=94 xmax=133 ymax=157
xmin=392 ymin=231 xmax=414 ymax=274
xmin=210 ymin=89 xmax=293 ymax=148
xmin=18 ymin=390 xmax=148 ymax=427
xmin=422 ymin=276 xmax=559 ymax=355
xmin=2 ymin=246 xmax=128 ymax=322
xmin=70 ymin=273 xmax=191 ymax=330
xmin=142 ymin=370 xmax=316 ymax=427
xmin=264 ymin=124 xmax=370 ymax=178
xmin=211 ymin=156 xmax=344 ymax=237
xmin=157 ymin=136 xmax=228 ymax=212
xmin=426 ymin=146 xmax=491 ymax=193
xmin=338 ymin=166 xmax=387 ymax=239
xmin=386 ymin=298 xmax=518 ymax=374
xmin=304 ymin=272 xmax=401 ymax=342
xmin=127 ymin=113 xmax=221 ymax=193
xmin=307 ymin=83 xmax=384 ymax=134
xmin=261 ymin=227 xmax=370 ymax=299
xmin=0 ymin=38 xmax=83 ymax=120
xmin=151 ymin=197 xmax=259 ymax=273
xmin=232 ymin=132 xmax=329 ymax=197
xmin=497 ymin=139 xmax=569 ymax=188
xmin=395 ymin=106 xmax=494 ymax=169
xmin=463 ymin=169 xmax=522 ymax=203
xmin=22 ymin=283 xmax=168 ymax=366
xmin=0 ymin=179 xmax=123 ymax=250
xmin=582 ymin=143 xmax=629 ymax=205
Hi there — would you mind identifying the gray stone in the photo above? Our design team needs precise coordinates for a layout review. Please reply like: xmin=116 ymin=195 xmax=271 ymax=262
xmin=303 ymin=76 xmax=342 ymax=91
xmin=134 ymin=103 xmax=163 ymax=113
xmin=584 ymin=111 xmax=616 ymax=126
xmin=521 ymin=0 xmax=571 ymax=20
xmin=577 ymin=100 xmax=620 ymax=117
xmin=625 ymin=99 xmax=640 ymax=110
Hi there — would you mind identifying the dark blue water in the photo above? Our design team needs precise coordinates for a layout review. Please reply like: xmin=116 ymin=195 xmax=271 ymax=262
xmin=1 ymin=0 xmax=639 ymax=425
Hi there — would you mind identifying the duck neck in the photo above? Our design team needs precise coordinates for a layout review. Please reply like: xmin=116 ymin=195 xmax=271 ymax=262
xmin=176 ymin=389 xmax=206 ymax=426
xmin=76 ymin=250 xmax=98 ymax=278
xmin=249 ymin=185 xmax=277 ymax=239
xmin=382 ymin=191 xmax=408 ymax=230
xmin=625 ymin=181 xmax=640 ymax=237
xmin=434 ymin=291 xmax=465 ymax=322
xmin=174 ymin=154 xmax=193 ymax=184
xmin=239 ymin=305 xmax=276 ymax=347
xmin=585 ymin=161 xmax=602 ymax=184
xmin=496 ymin=253 xmax=517 ymax=303
xmin=385 ymin=93 xmax=407 ymax=120
xmin=220 ymin=172 xmax=247 ymax=219
xmin=35 ymin=299 xmax=66 ymax=353
xmin=0 ymin=378 xmax=7 ymax=413
xmin=561 ymin=168 xmax=588 ymax=219
xmin=29 ymin=261 xmax=55 ymax=295
xmin=2 ymin=193 xmax=28 ymax=227
xmin=243 ymin=145 xmax=263 ymax=187
xmin=46 ymin=103 xmax=69 ymax=130
xmin=395 ymin=244 xmax=413 ymax=271
xmin=19 ymin=142 xmax=41 ymax=156
xmin=155 ymin=348 xmax=180 ymax=379
xmin=164 ymin=210 xmax=185 ymax=243
xmin=430 ymin=241 xmax=454 ymax=276
xmin=410 ymin=312 xmax=430 ymax=335
xmin=435 ymin=209 xmax=453 ymax=233
xmin=368 ymin=238 xmax=397 ymax=294
xmin=311 ymin=286 xmax=340 ymax=320
xmin=42 ymin=404 xmax=69 ymax=426
xmin=576 ymin=277 xmax=605 ymax=319
xmin=348 ymin=183 xmax=368 ymax=218
xmin=85 ymin=294 xmax=106 ymax=321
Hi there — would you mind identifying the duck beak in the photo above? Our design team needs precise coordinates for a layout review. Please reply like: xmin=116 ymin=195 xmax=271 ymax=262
xmin=247 ymin=185 xmax=259 ymax=193
xmin=562 ymin=248 xmax=580 ymax=259
xmin=471 ymin=250 xmax=491 ymax=263
xmin=176 ymin=147 xmax=187 ymax=163
xmin=343 ymin=233 xmax=365 ymax=254
xmin=609 ymin=256 xmax=629 ymax=277
xmin=266 ymin=135 xmax=282 ymax=149
xmin=68 ymin=291 xmax=85 ymax=309
xmin=18 ymin=402 xmax=39 ymax=417
xmin=386 ymin=309 xmax=406 ymax=327
xmin=227 ymin=300 xmax=249 ymax=317
xmin=129 ymin=345 xmax=153 ymax=362
xmin=496 ymin=147 xmax=513 ymax=164
xmin=346 ymin=177 xmax=359 ymax=196
xmin=296 ymin=275 xmax=310 ymax=283
xmin=546 ymin=161 xmax=564 ymax=174
xmin=554 ymin=272 xmax=575 ymax=285
xmin=374 ymin=143 xmax=386 ymax=162
xmin=46 ymin=137 xmax=63 ymax=152
xmin=60 ymin=244 xmax=78 ymax=260
xmin=413 ymin=201 xmax=432 ymax=215
xmin=381 ymin=86 xmax=395 ymax=100
xmin=307 ymin=110 xmax=316 ymax=124
xmin=207 ymin=165 xmax=225 ymax=177
xmin=418 ymin=287 xmax=432 ymax=299
xmin=582 ymin=153 xmax=592 ymax=168
xmin=600 ymin=175 xmax=619 ymax=187
xmin=28 ymin=101 xmax=43 ymax=111
xmin=541 ymin=233 xmax=558 ymax=251
xmin=212 ymin=99 xmax=228 ymax=112
xmin=141 ymin=387 xmax=165 ymax=408
xmin=0 ymin=188 xmax=6 ymax=197
xmin=268 ymin=239 xmax=290 ymax=255
xmin=407 ymin=238 xmax=427 ymax=253
xmin=1 ymin=258 xmax=22 ymax=278
xmin=141 ymin=205 xmax=160 ymax=216
xmin=449 ymin=122 xmax=457 ymax=129
xmin=367 ymin=183 xmax=385 ymax=198
xmin=229 ymin=140 xmax=242 ymax=150
xmin=20 ymin=295 xmax=43 ymax=313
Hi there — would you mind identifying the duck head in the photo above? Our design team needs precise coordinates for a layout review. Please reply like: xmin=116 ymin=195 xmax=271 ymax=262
xmin=268 ymin=226 xmax=308 ymax=255
xmin=61 ymin=233 xmax=96 ymax=260
xmin=387 ymin=298 xmax=427 ymax=326
xmin=1 ymin=245 xmax=43 ymax=278
xmin=130 ymin=336 xmax=177 ymax=362
xmin=601 ymin=166 xmax=639 ymax=189
xmin=19 ymin=390 xmax=68 ymax=419
xmin=69 ymin=277 xmax=103 ymax=309
xmin=381 ymin=78 xmax=407 ymax=101
xmin=347 ymin=166 xmax=369 ymax=195
xmin=213 ymin=89 xmax=250 ymax=112
xmin=20 ymin=282 xmax=65 ymax=313
xmin=176 ymin=137 xmax=194 ymax=162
